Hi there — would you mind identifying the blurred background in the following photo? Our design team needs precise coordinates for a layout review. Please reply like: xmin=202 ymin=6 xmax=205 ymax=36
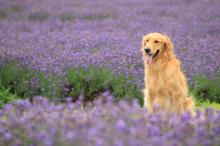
xmin=1 ymin=0 xmax=219 ymax=80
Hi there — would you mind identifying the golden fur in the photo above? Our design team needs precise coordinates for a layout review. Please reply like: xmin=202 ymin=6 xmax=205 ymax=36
xmin=141 ymin=32 xmax=194 ymax=115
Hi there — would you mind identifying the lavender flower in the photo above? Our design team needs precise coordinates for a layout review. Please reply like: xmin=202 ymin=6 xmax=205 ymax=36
xmin=0 ymin=0 xmax=219 ymax=88
xmin=0 ymin=97 xmax=219 ymax=146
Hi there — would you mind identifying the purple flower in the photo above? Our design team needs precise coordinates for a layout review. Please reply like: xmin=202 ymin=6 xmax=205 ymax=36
xmin=116 ymin=119 xmax=126 ymax=130
xmin=0 ymin=0 xmax=219 ymax=88
xmin=0 ymin=97 xmax=219 ymax=146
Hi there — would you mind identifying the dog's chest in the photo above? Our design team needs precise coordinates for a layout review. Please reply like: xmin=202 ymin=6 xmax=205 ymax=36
xmin=146 ymin=66 xmax=164 ymax=83
xmin=145 ymin=65 xmax=167 ymax=95
xmin=147 ymin=72 xmax=163 ymax=88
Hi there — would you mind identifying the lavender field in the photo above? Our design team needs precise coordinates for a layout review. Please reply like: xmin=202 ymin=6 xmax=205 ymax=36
xmin=1 ymin=0 xmax=220 ymax=86
xmin=0 ymin=0 xmax=220 ymax=145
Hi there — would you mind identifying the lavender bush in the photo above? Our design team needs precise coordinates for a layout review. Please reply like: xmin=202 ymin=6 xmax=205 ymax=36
xmin=0 ymin=96 xmax=220 ymax=146
xmin=0 ymin=0 xmax=219 ymax=88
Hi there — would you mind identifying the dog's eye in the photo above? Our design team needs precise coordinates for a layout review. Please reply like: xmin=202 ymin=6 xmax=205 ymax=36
xmin=146 ymin=39 xmax=149 ymax=42
xmin=154 ymin=40 xmax=159 ymax=43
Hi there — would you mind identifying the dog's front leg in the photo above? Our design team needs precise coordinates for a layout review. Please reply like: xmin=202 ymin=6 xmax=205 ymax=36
xmin=153 ymin=96 xmax=172 ymax=113
xmin=144 ymin=89 xmax=153 ymax=114
xmin=170 ymin=94 xmax=185 ymax=114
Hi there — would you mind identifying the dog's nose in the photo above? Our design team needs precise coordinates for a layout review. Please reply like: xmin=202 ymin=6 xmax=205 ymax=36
xmin=144 ymin=48 xmax=150 ymax=54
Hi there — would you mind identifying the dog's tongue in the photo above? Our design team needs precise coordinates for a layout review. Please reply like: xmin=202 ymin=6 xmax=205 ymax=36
xmin=146 ymin=55 xmax=152 ymax=64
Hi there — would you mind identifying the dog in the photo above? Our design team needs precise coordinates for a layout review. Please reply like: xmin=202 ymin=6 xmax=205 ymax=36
xmin=141 ymin=32 xmax=194 ymax=115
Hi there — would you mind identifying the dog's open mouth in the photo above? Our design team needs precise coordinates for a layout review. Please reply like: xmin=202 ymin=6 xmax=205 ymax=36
xmin=146 ymin=50 xmax=159 ymax=64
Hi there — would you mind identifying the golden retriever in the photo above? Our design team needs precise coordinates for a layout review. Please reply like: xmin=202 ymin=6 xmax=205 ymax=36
xmin=141 ymin=32 xmax=194 ymax=115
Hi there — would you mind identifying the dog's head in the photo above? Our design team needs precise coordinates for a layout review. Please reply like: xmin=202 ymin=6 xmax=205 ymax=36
xmin=141 ymin=32 xmax=173 ymax=65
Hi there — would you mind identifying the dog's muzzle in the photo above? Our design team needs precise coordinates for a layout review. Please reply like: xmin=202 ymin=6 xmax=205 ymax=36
xmin=144 ymin=48 xmax=159 ymax=59
xmin=144 ymin=48 xmax=160 ymax=65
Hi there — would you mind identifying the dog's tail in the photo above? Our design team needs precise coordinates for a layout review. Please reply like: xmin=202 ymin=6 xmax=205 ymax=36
xmin=184 ymin=97 xmax=195 ymax=116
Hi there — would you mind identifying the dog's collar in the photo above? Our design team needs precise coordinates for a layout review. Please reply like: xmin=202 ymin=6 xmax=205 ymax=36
xmin=153 ymin=50 xmax=159 ymax=59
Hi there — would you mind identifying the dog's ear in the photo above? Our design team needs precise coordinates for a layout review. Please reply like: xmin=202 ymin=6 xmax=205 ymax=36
xmin=163 ymin=34 xmax=173 ymax=51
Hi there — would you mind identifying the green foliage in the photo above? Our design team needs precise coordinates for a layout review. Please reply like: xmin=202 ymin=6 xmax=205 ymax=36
xmin=0 ymin=62 xmax=62 ymax=105
xmin=2 ymin=61 xmax=220 ymax=110
xmin=66 ymin=66 xmax=143 ymax=105
xmin=196 ymin=101 xmax=220 ymax=110
xmin=83 ymin=14 xmax=111 ymax=20
xmin=0 ymin=86 xmax=17 ymax=107
xmin=28 ymin=12 xmax=49 ymax=21
xmin=37 ymin=72 xmax=62 ymax=98
xmin=60 ymin=13 xmax=76 ymax=22
xmin=0 ymin=9 xmax=7 ymax=19
xmin=190 ymin=72 xmax=220 ymax=103
xmin=190 ymin=91 xmax=220 ymax=110
xmin=2 ymin=61 xmax=219 ymax=109
xmin=10 ymin=4 xmax=23 ymax=13
xmin=0 ymin=62 xmax=32 ymax=98
xmin=0 ymin=62 xmax=143 ymax=106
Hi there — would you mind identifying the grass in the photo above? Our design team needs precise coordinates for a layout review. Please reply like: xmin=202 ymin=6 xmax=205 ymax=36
xmin=196 ymin=101 xmax=220 ymax=110
xmin=190 ymin=90 xmax=220 ymax=110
